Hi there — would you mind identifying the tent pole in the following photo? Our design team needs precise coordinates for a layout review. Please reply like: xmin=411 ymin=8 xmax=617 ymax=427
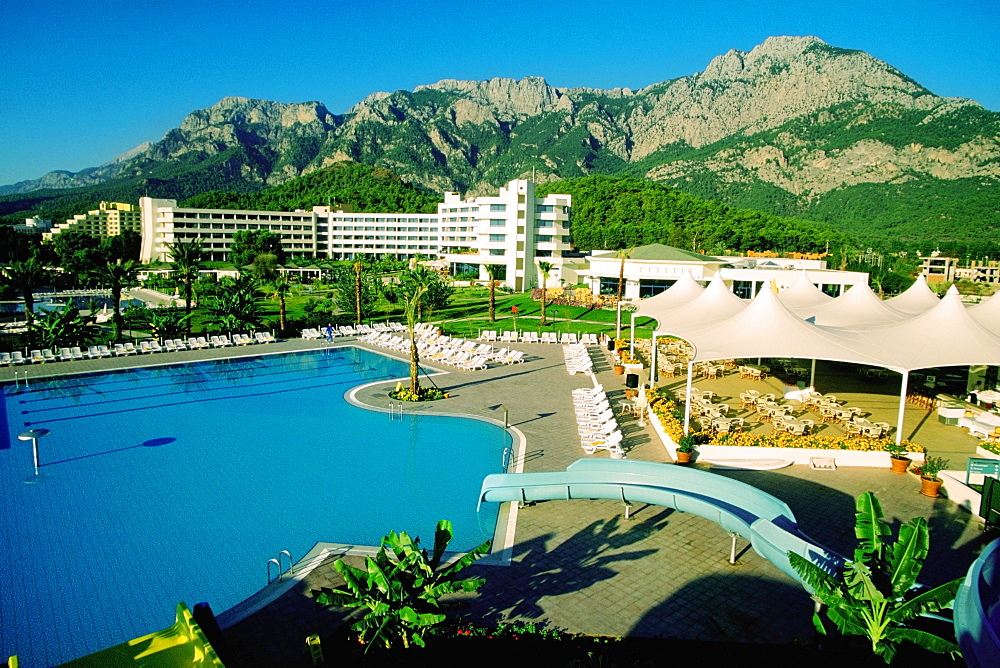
xmin=895 ymin=371 xmax=909 ymax=445
xmin=810 ymin=359 xmax=816 ymax=387
xmin=683 ymin=361 xmax=694 ymax=436
xmin=650 ymin=331 xmax=657 ymax=389
xmin=630 ymin=313 xmax=636 ymax=357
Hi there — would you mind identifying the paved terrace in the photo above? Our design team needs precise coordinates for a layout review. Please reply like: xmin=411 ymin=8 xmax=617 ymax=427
xmin=1 ymin=339 xmax=991 ymax=665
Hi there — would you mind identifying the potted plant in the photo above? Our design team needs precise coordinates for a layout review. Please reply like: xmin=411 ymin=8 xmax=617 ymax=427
xmin=916 ymin=456 xmax=949 ymax=497
xmin=675 ymin=435 xmax=696 ymax=464
xmin=886 ymin=442 xmax=911 ymax=474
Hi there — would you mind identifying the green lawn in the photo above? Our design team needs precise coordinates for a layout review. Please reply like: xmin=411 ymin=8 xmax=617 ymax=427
xmin=171 ymin=284 xmax=658 ymax=339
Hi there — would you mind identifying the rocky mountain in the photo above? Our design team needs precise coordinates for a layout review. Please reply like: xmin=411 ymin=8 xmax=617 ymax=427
xmin=4 ymin=36 xmax=998 ymax=245
xmin=0 ymin=142 xmax=152 ymax=196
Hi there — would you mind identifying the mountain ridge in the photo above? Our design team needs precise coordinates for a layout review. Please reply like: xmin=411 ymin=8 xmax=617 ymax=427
xmin=2 ymin=35 xmax=996 ymax=247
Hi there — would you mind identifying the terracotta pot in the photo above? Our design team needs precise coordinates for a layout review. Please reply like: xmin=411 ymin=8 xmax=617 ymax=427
xmin=614 ymin=365 xmax=624 ymax=375
xmin=920 ymin=476 xmax=943 ymax=498
xmin=890 ymin=456 xmax=911 ymax=474
xmin=676 ymin=451 xmax=692 ymax=464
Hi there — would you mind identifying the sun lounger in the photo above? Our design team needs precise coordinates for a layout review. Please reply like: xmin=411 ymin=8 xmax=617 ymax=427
xmin=459 ymin=355 xmax=489 ymax=371
xmin=172 ymin=339 xmax=188 ymax=350
xmin=139 ymin=342 xmax=153 ymax=354
xmin=11 ymin=351 xmax=26 ymax=365
xmin=98 ymin=345 xmax=113 ymax=357
xmin=71 ymin=346 xmax=86 ymax=360
xmin=30 ymin=350 xmax=44 ymax=363
xmin=148 ymin=340 xmax=164 ymax=353
xmin=502 ymin=350 xmax=525 ymax=364
xmin=0 ymin=352 xmax=11 ymax=366
xmin=43 ymin=348 xmax=58 ymax=363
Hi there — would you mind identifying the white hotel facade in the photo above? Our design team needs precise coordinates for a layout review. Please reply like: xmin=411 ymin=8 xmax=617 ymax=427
xmin=139 ymin=179 xmax=572 ymax=291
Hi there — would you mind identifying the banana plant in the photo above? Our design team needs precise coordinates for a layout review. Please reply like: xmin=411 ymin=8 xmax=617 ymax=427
xmin=314 ymin=520 xmax=490 ymax=651
xmin=789 ymin=491 xmax=962 ymax=664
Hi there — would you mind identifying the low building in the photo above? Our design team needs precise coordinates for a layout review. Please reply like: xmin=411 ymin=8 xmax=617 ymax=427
xmin=43 ymin=202 xmax=140 ymax=240
xmin=14 ymin=217 xmax=51 ymax=234
xmin=579 ymin=243 xmax=868 ymax=300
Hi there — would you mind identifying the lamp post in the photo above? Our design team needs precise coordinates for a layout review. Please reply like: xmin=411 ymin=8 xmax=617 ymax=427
xmin=490 ymin=404 xmax=509 ymax=429
xmin=18 ymin=428 xmax=50 ymax=477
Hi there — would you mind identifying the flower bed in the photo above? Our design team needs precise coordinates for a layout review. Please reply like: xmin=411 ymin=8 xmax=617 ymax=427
xmin=389 ymin=385 xmax=447 ymax=402
xmin=976 ymin=445 xmax=1000 ymax=460
xmin=645 ymin=390 xmax=926 ymax=467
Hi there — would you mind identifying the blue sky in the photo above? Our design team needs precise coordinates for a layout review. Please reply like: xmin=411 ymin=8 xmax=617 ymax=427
xmin=1 ymin=0 xmax=997 ymax=186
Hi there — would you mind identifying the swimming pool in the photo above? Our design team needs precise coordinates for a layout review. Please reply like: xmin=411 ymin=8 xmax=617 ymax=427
xmin=0 ymin=347 xmax=510 ymax=665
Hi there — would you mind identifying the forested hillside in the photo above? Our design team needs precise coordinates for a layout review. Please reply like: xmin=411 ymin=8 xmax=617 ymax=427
xmin=536 ymin=176 xmax=850 ymax=253
xmin=182 ymin=163 xmax=440 ymax=213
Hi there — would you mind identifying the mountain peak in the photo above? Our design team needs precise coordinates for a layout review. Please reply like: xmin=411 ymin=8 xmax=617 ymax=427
xmin=179 ymin=97 xmax=333 ymax=132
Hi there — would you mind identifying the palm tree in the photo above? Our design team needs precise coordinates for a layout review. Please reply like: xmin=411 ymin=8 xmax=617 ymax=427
xmin=1 ymin=256 xmax=49 ymax=329
xmin=269 ymin=273 xmax=293 ymax=334
xmin=167 ymin=239 xmax=206 ymax=335
xmin=353 ymin=258 xmax=364 ymax=325
xmin=29 ymin=303 xmax=99 ymax=350
xmin=615 ymin=246 xmax=634 ymax=304
xmin=483 ymin=264 xmax=502 ymax=323
xmin=208 ymin=276 xmax=266 ymax=334
xmin=91 ymin=259 xmax=141 ymax=342
xmin=537 ymin=261 xmax=554 ymax=326
xmin=400 ymin=269 xmax=437 ymax=392
xmin=313 ymin=520 xmax=490 ymax=651
xmin=790 ymin=491 xmax=962 ymax=663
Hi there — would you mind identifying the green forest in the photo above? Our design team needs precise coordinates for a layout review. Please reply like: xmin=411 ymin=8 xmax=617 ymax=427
xmin=182 ymin=162 xmax=440 ymax=213
xmin=535 ymin=175 xmax=850 ymax=254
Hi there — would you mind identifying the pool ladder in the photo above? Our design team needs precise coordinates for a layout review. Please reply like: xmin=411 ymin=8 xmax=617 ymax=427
xmin=266 ymin=550 xmax=294 ymax=584
xmin=388 ymin=401 xmax=404 ymax=421
xmin=12 ymin=370 xmax=29 ymax=388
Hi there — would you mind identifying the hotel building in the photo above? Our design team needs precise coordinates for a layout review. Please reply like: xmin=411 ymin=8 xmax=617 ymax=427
xmin=43 ymin=201 xmax=141 ymax=241
xmin=138 ymin=179 xmax=572 ymax=291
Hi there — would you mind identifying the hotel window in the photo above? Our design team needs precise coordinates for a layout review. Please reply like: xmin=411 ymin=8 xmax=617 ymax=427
xmin=536 ymin=205 xmax=553 ymax=212
xmin=490 ymin=219 xmax=505 ymax=226
xmin=489 ymin=249 xmax=505 ymax=256
xmin=489 ymin=234 xmax=505 ymax=242
xmin=490 ymin=204 xmax=506 ymax=212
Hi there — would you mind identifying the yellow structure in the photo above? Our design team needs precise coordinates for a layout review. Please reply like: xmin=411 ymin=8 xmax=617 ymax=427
xmin=43 ymin=201 xmax=141 ymax=241
xmin=60 ymin=603 xmax=223 ymax=667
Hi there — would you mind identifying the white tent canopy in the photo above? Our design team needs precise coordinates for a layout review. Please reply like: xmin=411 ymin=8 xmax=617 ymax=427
xmin=793 ymin=280 xmax=908 ymax=329
xmin=632 ymin=271 xmax=705 ymax=323
xmin=885 ymin=274 xmax=940 ymax=314
xmin=666 ymin=286 xmax=888 ymax=367
xmin=970 ymin=295 xmax=1000 ymax=337
xmin=646 ymin=283 xmax=1000 ymax=444
xmin=775 ymin=271 xmax=833 ymax=309
xmin=652 ymin=274 xmax=747 ymax=330
xmin=864 ymin=286 xmax=1000 ymax=371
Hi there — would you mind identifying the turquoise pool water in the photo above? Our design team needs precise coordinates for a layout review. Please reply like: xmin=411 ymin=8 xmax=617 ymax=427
xmin=0 ymin=347 xmax=509 ymax=665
